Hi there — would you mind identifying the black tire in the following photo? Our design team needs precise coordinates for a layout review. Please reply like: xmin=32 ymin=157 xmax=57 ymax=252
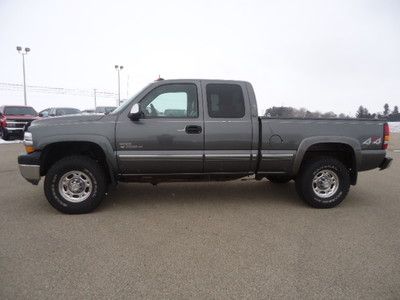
xmin=295 ymin=157 xmax=350 ymax=208
xmin=0 ymin=128 xmax=9 ymax=140
xmin=266 ymin=175 xmax=292 ymax=184
xmin=44 ymin=155 xmax=107 ymax=214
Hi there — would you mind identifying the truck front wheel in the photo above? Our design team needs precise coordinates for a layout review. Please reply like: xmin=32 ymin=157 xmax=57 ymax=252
xmin=44 ymin=155 xmax=107 ymax=214
xmin=295 ymin=158 xmax=350 ymax=208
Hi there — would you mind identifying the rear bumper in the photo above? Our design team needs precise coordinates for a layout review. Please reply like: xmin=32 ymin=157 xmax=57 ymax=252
xmin=379 ymin=157 xmax=393 ymax=171
xmin=18 ymin=151 xmax=41 ymax=185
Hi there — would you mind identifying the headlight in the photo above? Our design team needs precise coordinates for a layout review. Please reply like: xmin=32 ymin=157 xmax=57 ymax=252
xmin=24 ymin=132 xmax=33 ymax=146
xmin=23 ymin=132 xmax=36 ymax=153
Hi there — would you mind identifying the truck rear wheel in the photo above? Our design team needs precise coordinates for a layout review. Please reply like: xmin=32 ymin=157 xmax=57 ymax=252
xmin=44 ymin=155 xmax=107 ymax=214
xmin=295 ymin=157 xmax=350 ymax=208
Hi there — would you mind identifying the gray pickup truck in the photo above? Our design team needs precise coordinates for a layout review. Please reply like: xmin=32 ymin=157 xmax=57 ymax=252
xmin=18 ymin=79 xmax=392 ymax=214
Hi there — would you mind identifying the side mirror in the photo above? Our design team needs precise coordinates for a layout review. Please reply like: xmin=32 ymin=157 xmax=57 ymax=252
xmin=128 ymin=103 xmax=143 ymax=121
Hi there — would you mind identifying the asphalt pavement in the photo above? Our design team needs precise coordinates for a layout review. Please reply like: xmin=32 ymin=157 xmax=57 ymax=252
xmin=0 ymin=136 xmax=399 ymax=299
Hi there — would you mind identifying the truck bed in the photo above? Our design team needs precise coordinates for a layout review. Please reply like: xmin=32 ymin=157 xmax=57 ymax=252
xmin=258 ymin=117 xmax=386 ymax=175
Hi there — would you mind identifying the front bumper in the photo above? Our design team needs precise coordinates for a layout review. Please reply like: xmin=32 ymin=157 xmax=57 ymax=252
xmin=379 ymin=157 xmax=393 ymax=170
xmin=3 ymin=127 xmax=25 ymax=136
xmin=18 ymin=151 xmax=41 ymax=185
xmin=5 ymin=127 xmax=24 ymax=131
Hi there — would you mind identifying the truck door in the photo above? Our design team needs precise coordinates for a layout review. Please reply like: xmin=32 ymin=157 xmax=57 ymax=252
xmin=202 ymin=81 xmax=255 ymax=173
xmin=116 ymin=82 xmax=204 ymax=174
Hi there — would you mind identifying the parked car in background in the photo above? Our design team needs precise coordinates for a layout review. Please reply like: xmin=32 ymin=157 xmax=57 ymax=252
xmin=95 ymin=106 xmax=116 ymax=114
xmin=81 ymin=109 xmax=95 ymax=114
xmin=0 ymin=105 xmax=38 ymax=140
xmin=38 ymin=107 xmax=81 ymax=118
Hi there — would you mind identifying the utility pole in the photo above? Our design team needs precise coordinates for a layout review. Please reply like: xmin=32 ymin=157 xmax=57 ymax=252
xmin=16 ymin=46 xmax=31 ymax=106
xmin=114 ymin=65 xmax=123 ymax=106
xmin=94 ymin=89 xmax=97 ymax=110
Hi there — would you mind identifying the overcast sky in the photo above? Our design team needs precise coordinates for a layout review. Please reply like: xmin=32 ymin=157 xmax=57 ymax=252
xmin=0 ymin=0 xmax=399 ymax=115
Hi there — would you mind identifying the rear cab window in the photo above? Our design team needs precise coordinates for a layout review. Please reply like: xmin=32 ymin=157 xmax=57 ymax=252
xmin=206 ymin=84 xmax=245 ymax=118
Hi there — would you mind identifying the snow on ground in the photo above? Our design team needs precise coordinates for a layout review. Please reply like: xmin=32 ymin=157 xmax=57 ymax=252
xmin=389 ymin=122 xmax=400 ymax=133
xmin=0 ymin=138 xmax=23 ymax=144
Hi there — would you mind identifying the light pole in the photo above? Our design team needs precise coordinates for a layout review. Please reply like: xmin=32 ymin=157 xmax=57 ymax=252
xmin=16 ymin=46 xmax=31 ymax=106
xmin=114 ymin=65 xmax=123 ymax=106
xmin=93 ymin=89 xmax=97 ymax=110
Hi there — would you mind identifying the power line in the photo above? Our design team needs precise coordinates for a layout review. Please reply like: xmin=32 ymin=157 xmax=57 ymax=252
xmin=0 ymin=82 xmax=117 ymax=99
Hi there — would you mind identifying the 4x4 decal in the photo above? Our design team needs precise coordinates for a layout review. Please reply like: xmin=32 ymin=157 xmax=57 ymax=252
xmin=362 ymin=137 xmax=381 ymax=145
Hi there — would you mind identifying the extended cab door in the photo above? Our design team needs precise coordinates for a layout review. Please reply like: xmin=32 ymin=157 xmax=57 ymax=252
xmin=201 ymin=81 xmax=256 ymax=173
xmin=116 ymin=81 xmax=204 ymax=174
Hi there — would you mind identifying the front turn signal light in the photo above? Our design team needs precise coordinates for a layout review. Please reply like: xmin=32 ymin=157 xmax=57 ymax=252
xmin=25 ymin=145 xmax=36 ymax=154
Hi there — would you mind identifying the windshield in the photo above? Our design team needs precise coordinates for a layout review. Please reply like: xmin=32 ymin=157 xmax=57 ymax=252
xmin=56 ymin=108 xmax=81 ymax=115
xmin=111 ymin=84 xmax=151 ymax=114
xmin=4 ymin=106 xmax=37 ymax=116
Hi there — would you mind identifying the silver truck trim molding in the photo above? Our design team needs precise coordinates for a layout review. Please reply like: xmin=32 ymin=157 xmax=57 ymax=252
xmin=18 ymin=164 xmax=41 ymax=185
xmin=262 ymin=152 xmax=295 ymax=160
xmin=118 ymin=153 xmax=252 ymax=160
xmin=206 ymin=154 xmax=250 ymax=158
xmin=205 ymin=154 xmax=251 ymax=160
xmin=118 ymin=154 xmax=202 ymax=161
xmin=263 ymin=153 xmax=294 ymax=158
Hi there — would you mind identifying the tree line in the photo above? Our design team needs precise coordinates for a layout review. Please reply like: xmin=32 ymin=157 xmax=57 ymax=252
xmin=356 ymin=103 xmax=399 ymax=121
xmin=264 ymin=103 xmax=400 ymax=121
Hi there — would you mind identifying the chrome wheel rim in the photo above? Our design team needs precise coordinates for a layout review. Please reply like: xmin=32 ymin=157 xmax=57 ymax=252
xmin=312 ymin=169 xmax=339 ymax=199
xmin=58 ymin=170 xmax=93 ymax=203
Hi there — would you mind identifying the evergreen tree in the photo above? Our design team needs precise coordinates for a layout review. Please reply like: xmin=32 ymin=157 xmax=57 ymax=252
xmin=383 ymin=103 xmax=390 ymax=116
xmin=356 ymin=106 xmax=365 ymax=118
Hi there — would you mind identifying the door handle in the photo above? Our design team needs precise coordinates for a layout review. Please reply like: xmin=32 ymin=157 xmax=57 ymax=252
xmin=185 ymin=125 xmax=202 ymax=134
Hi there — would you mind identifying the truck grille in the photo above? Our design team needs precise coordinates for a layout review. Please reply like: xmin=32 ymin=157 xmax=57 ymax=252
xmin=6 ymin=119 xmax=34 ymax=129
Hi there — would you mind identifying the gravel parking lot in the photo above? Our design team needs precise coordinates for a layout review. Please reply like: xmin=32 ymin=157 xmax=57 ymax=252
xmin=1 ymin=135 xmax=400 ymax=299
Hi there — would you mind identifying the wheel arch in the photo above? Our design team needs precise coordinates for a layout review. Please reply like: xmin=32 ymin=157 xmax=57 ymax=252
xmin=293 ymin=137 xmax=361 ymax=185
xmin=39 ymin=137 xmax=117 ymax=184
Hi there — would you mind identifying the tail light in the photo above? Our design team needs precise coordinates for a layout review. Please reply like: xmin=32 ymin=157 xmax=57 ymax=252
xmin=383 ymin=123 xmax=390 ymax=150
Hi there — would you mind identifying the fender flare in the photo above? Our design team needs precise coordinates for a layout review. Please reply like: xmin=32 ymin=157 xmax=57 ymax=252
xmin=292 ymin=136 xmax=362 ymax=175
xmin=37 ymin=134 xmax=117 ymax=180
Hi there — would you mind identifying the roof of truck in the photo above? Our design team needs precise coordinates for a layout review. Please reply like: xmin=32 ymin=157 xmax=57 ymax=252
xmin=154 ymin=79 xmax=251 ymax=84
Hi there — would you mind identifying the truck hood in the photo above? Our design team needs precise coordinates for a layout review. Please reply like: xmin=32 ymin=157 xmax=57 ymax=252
xmin=31 ymin=114 xmax=105 ymax=127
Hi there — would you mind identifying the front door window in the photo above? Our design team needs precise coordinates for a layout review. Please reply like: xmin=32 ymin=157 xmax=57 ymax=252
xmin=140 ymin=84 xmax=198 ymax=118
